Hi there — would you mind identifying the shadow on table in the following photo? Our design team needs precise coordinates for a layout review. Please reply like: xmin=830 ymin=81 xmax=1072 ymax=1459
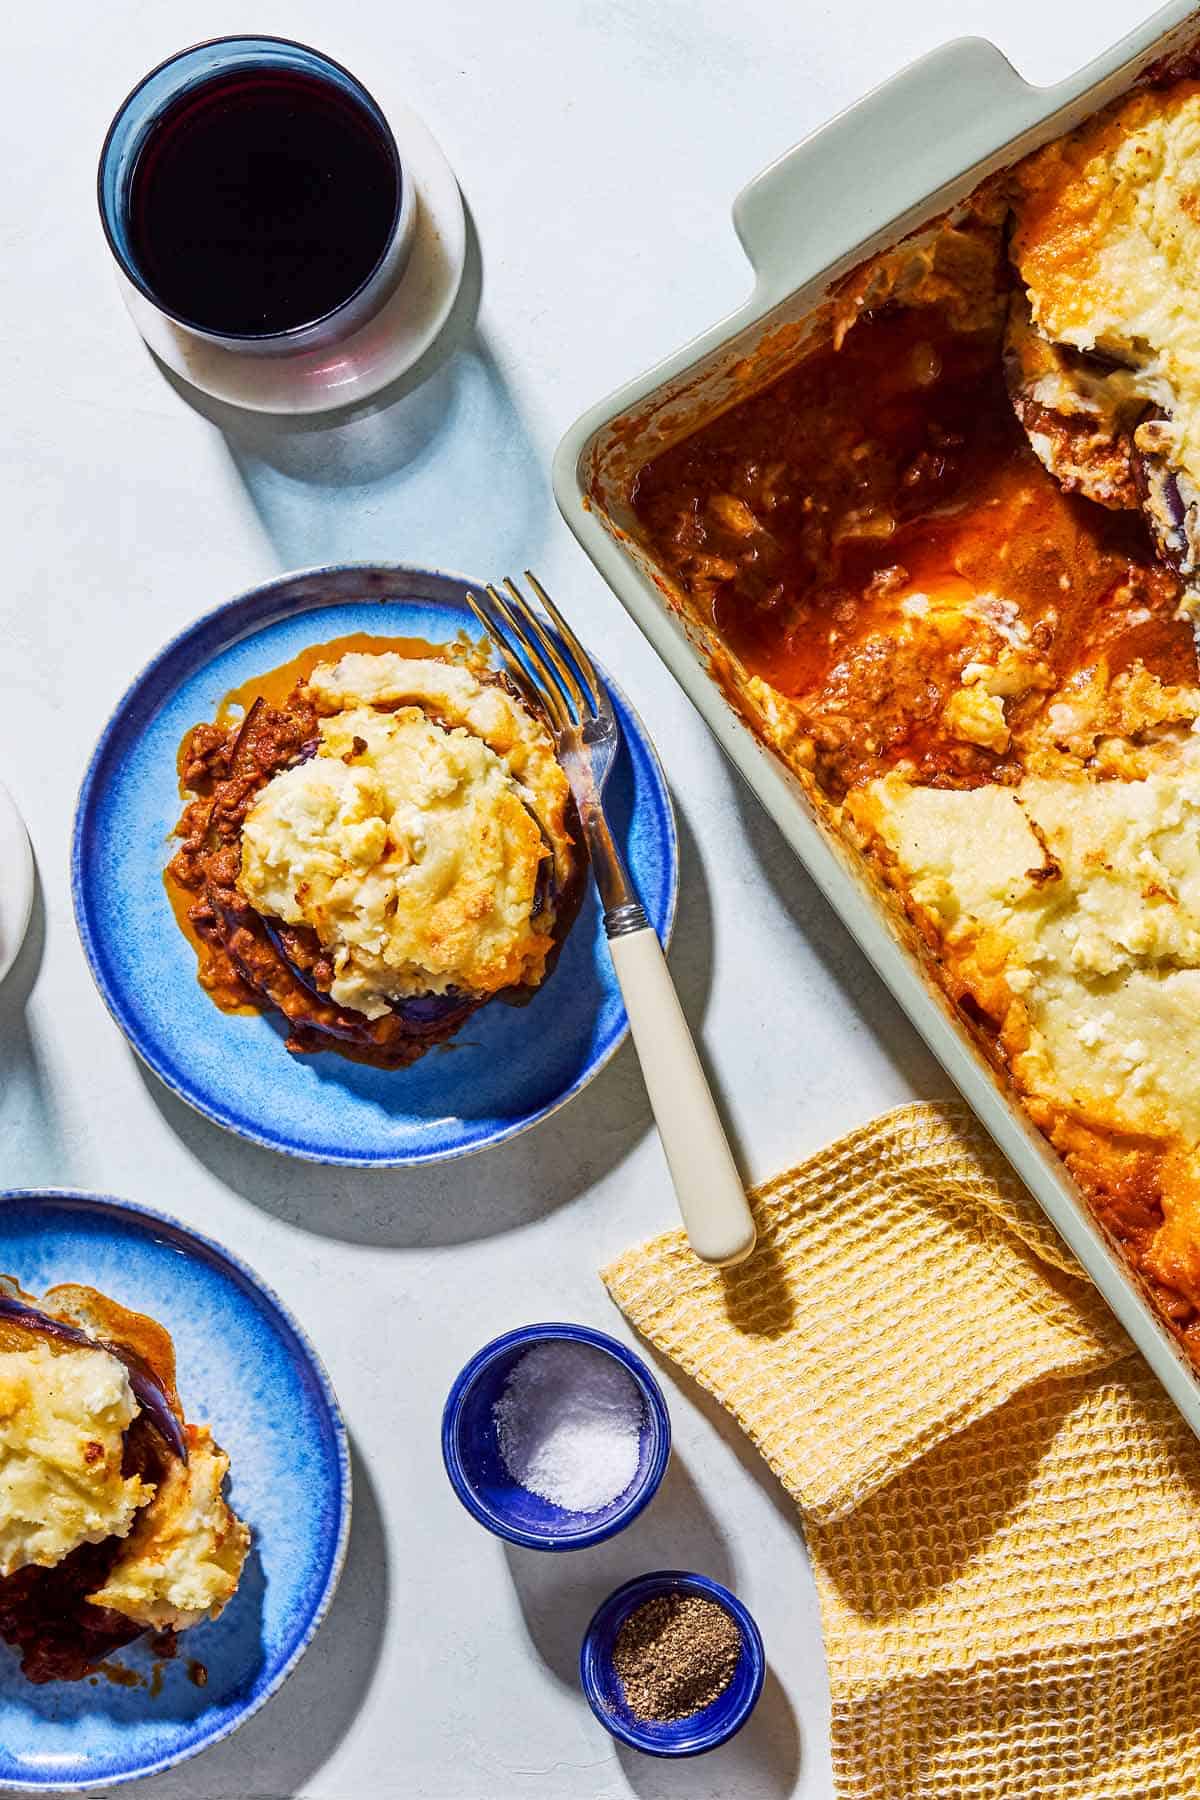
xmin=0 ymin=863 xmax=45 ymax=1064
xmin=137 ymin=803 xmax=716 ymax=1249
xmin=617 ymin=1665 xmax=801 ymax=1800
xmin=155 ymin=203 xmax=552 ymax=581
xmin=116 ymin=1437 xmax=387 ymax=1800
xmin=501 ymin=1452 xmax=733 ymax=1688
xmin=504 ymin=1450 xmax=801 ymax=1799
xmin=0 ymin=872 xmax=68 ymax=1185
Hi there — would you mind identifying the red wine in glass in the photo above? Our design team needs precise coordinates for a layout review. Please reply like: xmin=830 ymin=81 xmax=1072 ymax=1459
xmin=126 ymin=66 xmax=400 ymax=338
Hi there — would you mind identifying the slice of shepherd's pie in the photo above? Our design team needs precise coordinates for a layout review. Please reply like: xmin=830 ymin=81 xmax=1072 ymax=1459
xmin=169 ymin=642 xmax=586 ymax=1067
xmin=0 ymin=1276 xmax=249 ymax=1683
xmin=1010 ymin=80 xmax=1200 ymax=609
xmin=846 ymin=770 xmax=1200 ymax=1306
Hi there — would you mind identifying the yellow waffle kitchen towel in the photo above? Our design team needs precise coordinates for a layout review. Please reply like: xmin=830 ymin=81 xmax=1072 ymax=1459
xmin=602 ymin=1101 xmax=1200 ymax=1800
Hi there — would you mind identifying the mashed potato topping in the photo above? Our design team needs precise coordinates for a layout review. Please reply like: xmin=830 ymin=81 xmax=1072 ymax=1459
xmin=89 ymin=1427 xmax=251 ymax=1631
xmin=0 ymin=1342 xmax=150 ymax=1579
xmin=848 ymin=769 xmax=1200 ymax=1271
xmin=237 ymin=654 xmax=572 ymax=1019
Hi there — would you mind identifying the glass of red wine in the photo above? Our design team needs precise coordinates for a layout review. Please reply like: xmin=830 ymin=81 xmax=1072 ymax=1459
xmin=98 ymin=36 xmax=416 ymax=357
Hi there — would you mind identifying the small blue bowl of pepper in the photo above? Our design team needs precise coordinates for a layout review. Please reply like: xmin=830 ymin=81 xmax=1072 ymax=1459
xmin=441 ymin=1322 xmax=671 ymax=1551
xmin=580 ymin=1571 xmax=765 ymax=1757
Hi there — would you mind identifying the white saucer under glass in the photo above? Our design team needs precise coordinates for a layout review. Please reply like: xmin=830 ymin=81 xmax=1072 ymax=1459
xmin=99 ymin=38 xmax=466 ymax=415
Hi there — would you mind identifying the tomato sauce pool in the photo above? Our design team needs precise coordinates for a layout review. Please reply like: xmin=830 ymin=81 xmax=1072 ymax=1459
xmin=632 ymin=304 xmax=1197 ymax=795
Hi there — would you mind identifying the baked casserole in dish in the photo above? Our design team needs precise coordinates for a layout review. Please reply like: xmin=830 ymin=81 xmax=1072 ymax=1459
xmin=557 ymin=4 xmax=1200 ymax=1394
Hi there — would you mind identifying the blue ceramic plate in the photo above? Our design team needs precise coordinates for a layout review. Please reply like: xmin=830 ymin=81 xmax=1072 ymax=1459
xmin=72 ymin=565 xmax=678 ymax=1165
xmin=0 ymin=1190 xmax=350 ymax=1791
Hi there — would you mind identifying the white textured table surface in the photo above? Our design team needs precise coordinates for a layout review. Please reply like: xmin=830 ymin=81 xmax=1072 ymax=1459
xmin=0 ymin=1 xmax=1160 ymax=1794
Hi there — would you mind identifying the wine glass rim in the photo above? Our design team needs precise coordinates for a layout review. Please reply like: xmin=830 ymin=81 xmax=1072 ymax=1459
xmin=96 ymin=34 xmax=406 ymax=346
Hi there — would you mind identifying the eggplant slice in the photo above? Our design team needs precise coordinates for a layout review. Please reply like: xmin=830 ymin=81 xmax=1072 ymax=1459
xmin=1002 ymin=291 xmax=1144 ymax=511
xmin=0 ymin=1285 xmax=187 ymax=1463
xmin=1004 ymin=291 xmax=1200 ymax=615
xmin=1132 ymin=413 xmax=1200 ymax=585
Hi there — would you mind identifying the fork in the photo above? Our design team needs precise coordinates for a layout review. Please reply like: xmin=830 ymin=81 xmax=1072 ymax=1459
xmin=467 ymin=572 xmax=757 ymax=1268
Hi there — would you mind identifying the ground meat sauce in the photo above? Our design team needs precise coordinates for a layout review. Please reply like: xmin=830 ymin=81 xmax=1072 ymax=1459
xmin=167 ymin=637 xmax=582 ymax=1070
xmin=0 ymin=1415 xmax=167 ymax=1683
xmin=633 ymin=305 xmax=1194 ymax=800
xmin=632 ymin=287 xmax=1200 ymax=1359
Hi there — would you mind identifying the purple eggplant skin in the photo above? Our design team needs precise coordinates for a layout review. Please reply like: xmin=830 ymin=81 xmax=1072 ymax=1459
xmin=0 ymin=1293 xmax=187 ymax=1463
xmin=1132 ymin=414 xmax=1200 ymax=580
xmin=1001 ymin=293 xmax=1144 ymax=513
xmin=531 ymin=854 xmax=554 ymax=919
xmin=1135 ymin=450 xmax=1198 ymax=575
xmin=393 ymin=992 xmax=468 ymax=1025
xmin=259 ymin=919 xmax=474 ymax=1027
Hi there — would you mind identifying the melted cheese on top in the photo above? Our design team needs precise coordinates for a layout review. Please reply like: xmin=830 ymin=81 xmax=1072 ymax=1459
xmin=89 ymin=1427 xmax=251 ymax=1631
xmin=0 ymin=1342 xmax=151 ymax=1578
xmin=238 ymin=654 xmax=573 ymax=1018
xmin=1012 ymin=81 xmax=1200 ymax=496
xmin=849 ymin=769 xmax=1200 ymax=1157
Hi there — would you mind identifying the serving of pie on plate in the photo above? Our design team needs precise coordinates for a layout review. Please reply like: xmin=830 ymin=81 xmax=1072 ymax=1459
xmin=0 ymin=1274 xmax=248 ymax=1686
xmin=629 ymin=65 xmax=1200 ymax=1365
xmin=167 ymin=634 xmax=585 ymax=1070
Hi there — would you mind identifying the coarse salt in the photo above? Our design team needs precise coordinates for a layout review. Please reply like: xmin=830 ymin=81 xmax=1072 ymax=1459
xmin=493 ymin=1340 xmax=644 ymax=1514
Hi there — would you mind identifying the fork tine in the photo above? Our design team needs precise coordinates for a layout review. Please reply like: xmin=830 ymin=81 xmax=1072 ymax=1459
xmin=522 ymin=570 xmax=605 ymax=714
xmin=464 ymin=589 xmax=545 ymax=718
xmin=484 ymin=584 xmax=572 ymax=731
xmin=503 ymin=577 xmax=590 ymax=724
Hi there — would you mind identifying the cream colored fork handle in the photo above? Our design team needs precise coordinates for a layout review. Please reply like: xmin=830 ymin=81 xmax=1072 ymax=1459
xmin=608 ymin=926 xmax=757 ymax=1267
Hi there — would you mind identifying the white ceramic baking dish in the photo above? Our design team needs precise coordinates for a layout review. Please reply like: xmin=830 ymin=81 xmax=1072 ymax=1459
xmin=553 ymin=2 xmax=1200 ymax=1433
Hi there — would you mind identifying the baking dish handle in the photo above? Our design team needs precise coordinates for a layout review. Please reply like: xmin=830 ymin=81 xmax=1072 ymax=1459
xmin=732 ymin=36 xmax=1039 ymax=300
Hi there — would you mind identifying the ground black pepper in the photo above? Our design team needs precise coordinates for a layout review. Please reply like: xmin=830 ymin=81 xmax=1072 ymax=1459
xmin=612 ymin=1592 xmax=742 ymax=1723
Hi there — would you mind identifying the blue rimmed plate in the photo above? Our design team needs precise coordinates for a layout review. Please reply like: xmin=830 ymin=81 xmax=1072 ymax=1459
xmin=72 ymin=564 xmax=678 ymax=1165
xmin=0 ymin=1190 xmax=350 ymax=1791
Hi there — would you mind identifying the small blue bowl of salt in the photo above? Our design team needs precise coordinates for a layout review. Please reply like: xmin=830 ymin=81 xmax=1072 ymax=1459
xmin=441 ymin=1322 xmax=671 ymax=1550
